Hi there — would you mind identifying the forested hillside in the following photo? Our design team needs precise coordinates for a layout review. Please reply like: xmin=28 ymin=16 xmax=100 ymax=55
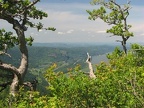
xmin=1 ymin=44 xmax=115 ymax=71
xmin=0 ymin=44 xmax=115 ymax=96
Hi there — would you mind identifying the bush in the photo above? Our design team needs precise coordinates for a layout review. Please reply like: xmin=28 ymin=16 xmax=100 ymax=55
xmin=7 ymin=44 xmax=144 ymax=107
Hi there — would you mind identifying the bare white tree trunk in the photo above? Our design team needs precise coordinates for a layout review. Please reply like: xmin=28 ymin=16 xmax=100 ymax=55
xmin=10 ymin=74 xmax=19 ymax=96
xmin=86 ymin=53 xmax=96 ymax=79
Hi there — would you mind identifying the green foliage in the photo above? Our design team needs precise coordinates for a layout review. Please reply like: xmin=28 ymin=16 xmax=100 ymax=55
xmin=25 ymin=36 xmax=34 ymax=46
xmin=0 ymin=0 xmax=56 ymax=105
xmin=0 ymin=29 xmax=34 ymax=50
xmin=1 ymin=1 xmax=143 ymax=106
xmin=43 ymin=44 xmax=144 ymax=107
xmin=87 ymin=0 xmax=133 ymax=53
xmin=1 ymin=0 xmax=47 ymax=21
xmin=0 ymin=0 xmax=56 ymax=48
xmin=28 ymin=6 xmax=48 ymax=19
xmin=131 ymin=44 xmax=144 ymax=66
xmin=9 ymin=87 xmax=49 ymax=108
xmin=87 ymin=0 xmax=133 ymax=37
xmin=106 ymin=24 xmax=133 ymax=37
xmin=45 ymin=64 xmax=96 ymax=107
xmin=0 ymin=29 xmax=18 ymax=51
xmin=3 ymin=44 xmax=144 ymax=107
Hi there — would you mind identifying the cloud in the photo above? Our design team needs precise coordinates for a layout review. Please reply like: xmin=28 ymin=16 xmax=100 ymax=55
xmin=97 ymin=30 xmax=106 ymax=33
xmin=28 ymin=2 xmax=144 ymax=43
xmin=81 ymin=29 xmax=85 ymax=31
xmin=57 ymin=32 xmax=65 ymax=35
xmin=39 ymin=3 xmax=109 ymax=32
xmin=57 ymin=29 xmax=74 ymax=35
xmin=140 ymin=33 xmax=144 ymax=36
xmin=67 ymin=29 xmax=74 ymax=34
xmin=1 ymin=2 xmax=143 ymax=43
xmin=38 ymin=29 xmax=43 ymax=32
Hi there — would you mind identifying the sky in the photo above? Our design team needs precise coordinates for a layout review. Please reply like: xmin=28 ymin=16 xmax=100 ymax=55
xmin=1 ymin=0 xmax=144 ymax=44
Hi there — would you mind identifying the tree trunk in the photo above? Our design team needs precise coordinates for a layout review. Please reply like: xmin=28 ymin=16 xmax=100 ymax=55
xmin=10 ymin=74 xmax=19 ymax=96
xmin=121 ymin=36 xmax=127 ymax=54
xmin=0 ymin=17 xmax=28 ymax=96
xmin=122 ymin=44 xmax=127 ymax=54
xmin=86 ymin=53 xmax=96 ymax=79
xmin=0 ymin=0 xmax=43 ymax=96
xmin=9 ymin=20 xmax=29 ymax=96
xmin=122 ymin=41 xmax=127 ymax=54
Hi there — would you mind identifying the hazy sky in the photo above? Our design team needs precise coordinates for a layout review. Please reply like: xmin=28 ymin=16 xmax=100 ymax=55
xmin=1 ymin=0 xmax=144 ymax=44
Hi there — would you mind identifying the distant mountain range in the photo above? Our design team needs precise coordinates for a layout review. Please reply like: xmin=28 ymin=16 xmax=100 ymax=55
xmin=32 ymin=42 xmax=144 ymax=49
xmin=32 ymin=42 xmax=122 ymax=48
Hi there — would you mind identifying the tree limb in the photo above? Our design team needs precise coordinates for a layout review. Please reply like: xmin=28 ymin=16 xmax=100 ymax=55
xmin=23 ymin=79 xmax=38 ymax=91
xmin=0 ymin=63 xmax=20 ymax=78
xmin=0 ymin=51 xmax=11 ymax=58
xmin=86 ymin=52 xmax=96 ymax=79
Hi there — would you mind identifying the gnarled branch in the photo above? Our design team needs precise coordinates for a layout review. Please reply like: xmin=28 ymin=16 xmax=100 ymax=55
xmin=0 ymin=51 xmax=11 ymax=58
xmin=86 ymin=52 xmax=96 ymax=79
xmin=23 ymin=79 xmax=38 ymax=91
xmin=0 ymin=63 xmax=20 ymax=78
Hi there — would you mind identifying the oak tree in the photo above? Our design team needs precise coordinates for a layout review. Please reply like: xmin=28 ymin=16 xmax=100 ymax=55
xmin=0 ymin=0 xmax=55 ymax=96
xmin=87 ymin=0 xmax=133 ymax=53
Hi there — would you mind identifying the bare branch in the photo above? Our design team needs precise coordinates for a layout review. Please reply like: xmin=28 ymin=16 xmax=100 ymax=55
xmin=86 ymin=52 xmax=96 ymax=79
xmin=0 ymin=63 xmax=20 ymax=77
xmin=0 ymin=44 xmax=12 ymax=57
xmin=0 ymin=51 xmax=11 ymax=58
xmin=23 ymin=79 xmax=38 ymax=91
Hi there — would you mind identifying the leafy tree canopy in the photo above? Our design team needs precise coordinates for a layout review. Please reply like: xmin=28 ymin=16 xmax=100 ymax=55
xmin=0 ymin=0 xmax=56 ymax=96
xmin=87 ymin=0 xmax=133 ymax=53
xmin=0 ymin=0 xmax=55 ymax=51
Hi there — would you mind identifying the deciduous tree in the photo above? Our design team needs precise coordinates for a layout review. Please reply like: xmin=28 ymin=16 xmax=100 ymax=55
xmin=87 ymin=0 xmax=133 ymax=53
xmin=0 ymin=0 xmax=55 ymax=96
